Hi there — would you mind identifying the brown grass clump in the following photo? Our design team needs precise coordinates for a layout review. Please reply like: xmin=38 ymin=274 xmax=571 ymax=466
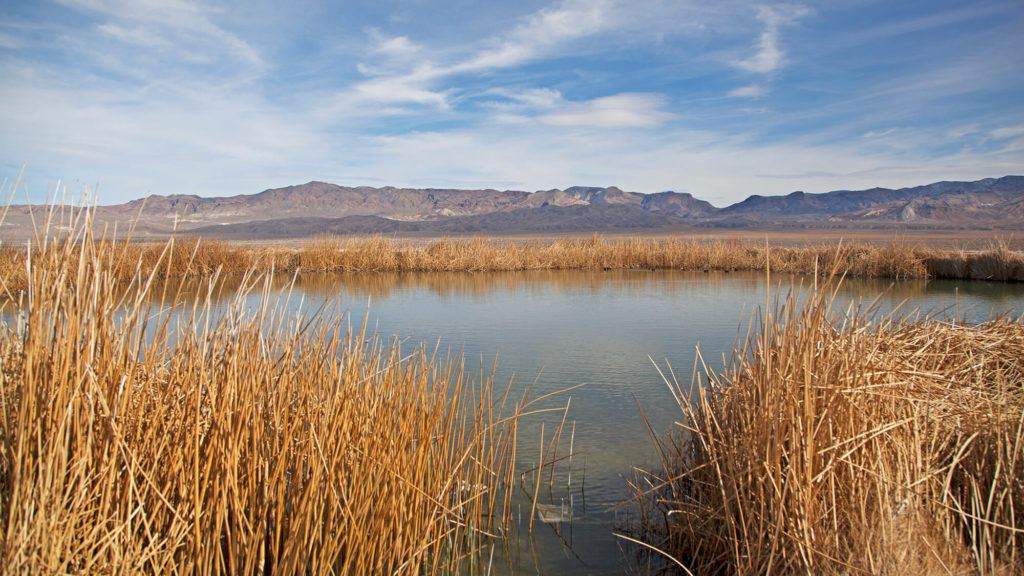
xmin=286 ymin=236 xmax=1011 ymax=281
xmin=965 ymin=246 xmax=1024 ymax=282
xmin=925 ymin=243 xmax=1024 ymax=283
xmin=631 ymin=279 xmax=1024 ymax=575
xmin=0 ymin=218 xmax=526 ymax=574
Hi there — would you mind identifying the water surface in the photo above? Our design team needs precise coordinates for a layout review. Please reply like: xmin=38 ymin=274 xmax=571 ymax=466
xmin=86 ymin=270 xmax=1024 ymax=573
xmin=219 ymin=269 xmax=1018 ymax=574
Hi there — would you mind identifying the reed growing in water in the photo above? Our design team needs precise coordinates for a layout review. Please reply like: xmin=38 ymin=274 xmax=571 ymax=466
xmin=0 ymin=221 xmax=528 ymax=573
xmin=1 ymin=235 xmax=1022 ymax=295
xmin=630 ymin=277 xmax=1024 ymax=575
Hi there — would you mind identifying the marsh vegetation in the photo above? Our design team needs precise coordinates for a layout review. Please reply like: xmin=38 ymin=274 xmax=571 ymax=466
xmin=2 ymin=235 xmax=1023 ymax=295
xmin=0 ymin=224 xmax=537 ymax=574
xmin=632 ymin=277 xmax=1024 ymax=574
xmin=1 ymin=213 xmax=1022 ymax=574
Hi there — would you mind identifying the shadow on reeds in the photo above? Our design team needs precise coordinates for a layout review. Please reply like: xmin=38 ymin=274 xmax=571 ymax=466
xmin=924 ymin=242 xmax=1024 ymax=282
xmin=624 ymin=270 xmax=1024 ymax=575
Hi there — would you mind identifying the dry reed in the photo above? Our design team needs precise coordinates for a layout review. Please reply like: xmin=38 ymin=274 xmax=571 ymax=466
xmin=3 ymin=235 xmax=1022 ymax=295
xmin=0 ymin=214 xmax=528 ymax=574
xmin=630 ymin=277 xmax=1024 ymax=575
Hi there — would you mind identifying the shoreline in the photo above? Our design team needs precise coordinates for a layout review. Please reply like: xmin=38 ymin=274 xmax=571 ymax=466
xmin=2 ymin=236 xmax=1023 ymax=294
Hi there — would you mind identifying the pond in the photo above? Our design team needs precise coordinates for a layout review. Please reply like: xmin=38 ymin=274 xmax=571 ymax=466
xmin=120 ymin=270 xmax=1024 ymax=574
xmin=205 ymin=269 xmax=1018 ymax=574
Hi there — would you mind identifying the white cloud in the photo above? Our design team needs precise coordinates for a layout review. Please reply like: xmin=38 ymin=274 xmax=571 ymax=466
xmin=991 ymin=125 xmax=1024 ymax=140
xmin=56 ymin=0 xmax=263 ymax=72
xmin=862 ymin=128 xmax=898 ymax=139
xmin=5 ymin=53 xmax=1020 ymax=205
xmin=727 ymin=83 xmax=765 ymax=98
xmin=484 ymin=91 xmax=676 ymax=128
xmin=947 ymin=124 xmax=981 ymax=139
xmin=335 ymin=0 xmax=615 ymax=112
xmin=540 ymin=93 xmax=676 ymax=128
xmin=733 ymin=4 xmax=810 ymax=74
xmin=348 ymin=122 xmax=1023 ymax=204
xmin=3 ymin=0 xmax=1020 ymax=205
xmin=352 ymin=74 xmax=450 ymax=109
xmin=0 ymin=64 xmax=327 ymax=198
xmin=96 ymin=22 xmax=175 ymax=49
xmin=449 ymin=0 xmax=612 ymax=74
xmin=484 ymin=88 xmax=564 ymax=111
xmin=368 ymin=30 xmax=422 ymax=59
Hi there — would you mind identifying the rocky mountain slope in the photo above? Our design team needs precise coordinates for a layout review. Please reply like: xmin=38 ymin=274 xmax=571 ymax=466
xmin=192 ymin=204 xmax=684 ymax=239
xmin=0 ymin=176 xmax=1020 ymax=240
xmin=720 ymin=176 xmax=1024 ymax=223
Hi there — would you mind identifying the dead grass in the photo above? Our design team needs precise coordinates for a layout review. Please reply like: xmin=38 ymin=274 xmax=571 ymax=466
xmin=629 ymin=275 xmax=1024 ymax=575
xmin=0 ymin=216 xmax=530 ymax=574
xmin=3 ymin=235 xmax=1021 ymax=295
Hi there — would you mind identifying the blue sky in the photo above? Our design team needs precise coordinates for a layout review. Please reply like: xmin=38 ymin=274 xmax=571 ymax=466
xmin=1 ymin=0 xmax=1022 ymax=205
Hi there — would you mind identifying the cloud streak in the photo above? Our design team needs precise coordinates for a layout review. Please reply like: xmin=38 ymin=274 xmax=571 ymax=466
xmin=727 ymin=84 xmax=766 ymax=98
xmin=56 ymin=0 xmax=264 ymax=73
xmin=733 ymin=4 xmax=810 ymax=74
xmin=539 ymin=93 xmax=675 ymax=128
xmin=332 ymin=0 xmax=617 ymax=115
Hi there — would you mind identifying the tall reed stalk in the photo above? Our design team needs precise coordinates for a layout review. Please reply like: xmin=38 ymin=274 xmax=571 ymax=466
xmin=0 ymin=211 xmax=526 ymax=574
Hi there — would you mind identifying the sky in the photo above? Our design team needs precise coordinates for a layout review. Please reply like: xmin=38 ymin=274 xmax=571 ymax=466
xmin=1 ymin=0 xmax=1022 ymax=206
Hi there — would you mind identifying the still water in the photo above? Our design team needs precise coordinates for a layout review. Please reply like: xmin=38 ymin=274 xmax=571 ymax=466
xmin=175 ymin=271 xmax=1024 ymax=573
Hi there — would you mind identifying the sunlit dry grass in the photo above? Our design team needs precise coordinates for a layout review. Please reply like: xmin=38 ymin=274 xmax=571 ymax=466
xmin=0 ymin=217 xmax=529 ymax=574
xmin=3 ymin=234 xmax=1022 ymax=295
xmin=630 ymin=276 xmax=1024 ymax=575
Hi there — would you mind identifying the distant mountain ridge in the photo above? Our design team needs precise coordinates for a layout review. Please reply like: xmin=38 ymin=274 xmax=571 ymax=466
xmin=191 ymin=204 xmax=685 ymax=239
xmin=722 ymin=176 xmax=1024 ymax=220
xmin=1 ymin=176 xmax=1021 ymax=240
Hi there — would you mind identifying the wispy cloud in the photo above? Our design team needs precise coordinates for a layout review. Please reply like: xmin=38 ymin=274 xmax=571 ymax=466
xmin=353 ymin=120 xmax=1021 ymax=204
xmin=540 ymin=93 xmax=676 ymax=128
xmin=862 ymin=128 xmax=899 ymax=139
xmin=484 ymin=88 xmax=564 ymax=111
xmin=733 ymin=4 xmax=810 ymax=74
xmin=0 ymin=0 xmax=1021 ymax=203
xmin=447 ymin=0 xmax=611 ymax=74
xmin=831 ymin=1 xmax=1018 ymax=49
xmin=352 ymin=74 xmax=451 ymax=109
xmin=330 ymin=0 xmax=616 ymax=114
xmin=991 ymin=125 xmax=1024 ymax=140
xmin=56 ymin=0 xmax=264 ymax=73
xmin=727 ymin=84 xmax=766 ymax=98
xmin=367 ymin=29 xmax=422 ymax=60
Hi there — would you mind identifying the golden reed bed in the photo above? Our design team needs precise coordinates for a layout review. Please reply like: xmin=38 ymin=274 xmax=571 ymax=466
xmin=632 ymin=277 xmax=1024 ymax=575
xmin=2 ymin=211 xmax=1022 ymax=574
xmin=1 ymin=234 xmax=1022 ymax=295
xmin=0 ymin=230 xmax=543 ymax=574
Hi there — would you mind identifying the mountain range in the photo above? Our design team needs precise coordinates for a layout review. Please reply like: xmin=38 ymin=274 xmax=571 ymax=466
xmin=1 ymin=176 xmax=1021 ymax=240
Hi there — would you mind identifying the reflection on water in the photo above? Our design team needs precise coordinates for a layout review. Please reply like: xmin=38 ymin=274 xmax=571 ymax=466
xmin=145 ymin=269 xmax=1024 ymax=314
xmin=53 ymin=271 xmax=1024 ymax=573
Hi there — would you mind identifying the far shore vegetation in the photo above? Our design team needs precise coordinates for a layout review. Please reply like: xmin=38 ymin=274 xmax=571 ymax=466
xmin=1 ymin=234 xmax=1023 ymax=295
